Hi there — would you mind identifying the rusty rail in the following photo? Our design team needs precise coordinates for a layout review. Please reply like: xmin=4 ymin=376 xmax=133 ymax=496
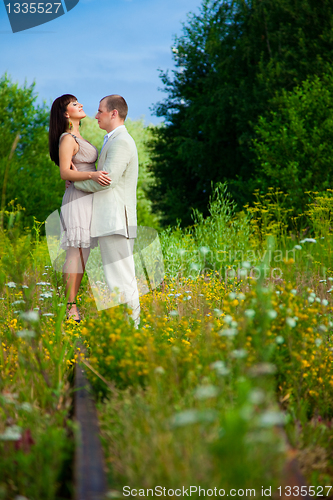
xmin=74 ymin=357 xmax=108 ymax=500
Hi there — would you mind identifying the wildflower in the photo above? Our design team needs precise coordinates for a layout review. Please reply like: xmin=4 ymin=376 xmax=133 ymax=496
xmin=242 ymin=261 xmax=251 ymax=269
xmin=259 ymin=410 xmax=286 ymax=427
xmin=155 ymin=366 xmax=165 ymax=375
xmin=0 ymin=426 xmax=22 ymax=441
xmin=199 ymin=246 xmax=210 ymax=256
xmin=267 ymin=310 xmax=277 ymax=319
xmin=16 ymin=329 xmax=35 ymax=339
xmin=228 ymin=292 xmax=236 ymax=300
xmin=11 ymin=300 xmax=25 ymax=306
xmin=286 ymin=317 xmax=296 ymax=328
xmin=275 ymin=336 xmax=284 ymax=344
xmin=244 ymin=309 xmax=255 ymax=319
xmin=20 ymin=311 xmax=39 ymax=323
xmin=210 ymin=360 xmax=230 ymax=375
xmin=42 ymin=313 xmax=55 ymax=317
xmin=315 ymin=338 xmax=322 ymax=347
xmin=300 ymin=238 xmax=317 ymax=244
xmin=40 ymin=292 xmax=53 ymax=299
xmin=231 ymin=349 xmax=247 ymax=359
xmin=248 ymin=388 xmax=265 ymax=405
xmin=194 ymin=385 xmax=219 ymax=400
xmin=322 ymin=299 xmax=329 ymax=306
xmin=5 ymin=282 xmax=16 ymax=288
xmin=219 ymin=328 xmax=237 ymax=337
xmin=248 ymin=363 xmax=276 ymax=376
xmin=36 ymin=282 xmax=51 ymax=286
xmin=294 ymin=245 xmax=302 ymax=250
xmin=223 ymin=314 xmax=233 ymax=324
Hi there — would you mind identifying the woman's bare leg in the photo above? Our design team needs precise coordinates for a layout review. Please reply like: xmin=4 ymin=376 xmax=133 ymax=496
xmin=63 ymin=247 xmax=90 ymax=319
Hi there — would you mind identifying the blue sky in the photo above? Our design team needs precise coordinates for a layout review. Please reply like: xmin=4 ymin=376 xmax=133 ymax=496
xmin=0 ymin=0 xmax=202 ymax=123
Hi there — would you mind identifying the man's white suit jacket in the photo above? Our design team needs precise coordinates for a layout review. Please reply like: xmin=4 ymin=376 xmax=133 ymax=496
xmin=74 ymin=126 xmax=138 ymax=239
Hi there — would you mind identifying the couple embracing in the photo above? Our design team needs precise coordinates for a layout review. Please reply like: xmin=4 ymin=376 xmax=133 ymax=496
xmin=49 ymin=94 xmax=140 ymax=327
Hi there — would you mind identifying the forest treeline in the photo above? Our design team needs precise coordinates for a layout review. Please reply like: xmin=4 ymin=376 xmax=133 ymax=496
xmin=149 ymin=0 xmax=333 ymax=225
xmin=1 ymin=0 xmax=333 ymax=229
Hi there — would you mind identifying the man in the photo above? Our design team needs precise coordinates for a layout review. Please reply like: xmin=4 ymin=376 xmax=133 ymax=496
xmin=74 ymin=95 xmax=140 ymax=326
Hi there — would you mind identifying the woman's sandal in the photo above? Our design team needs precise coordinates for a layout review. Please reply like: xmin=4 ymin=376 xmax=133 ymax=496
xmin=66 ymin=301 xmax=81 ymax=323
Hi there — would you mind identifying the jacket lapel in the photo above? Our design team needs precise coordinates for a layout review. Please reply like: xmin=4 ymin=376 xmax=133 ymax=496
xmin=97 ymin=127 xmax=127 ymax=170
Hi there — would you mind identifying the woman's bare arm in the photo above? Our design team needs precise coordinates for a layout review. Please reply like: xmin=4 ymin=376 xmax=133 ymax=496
xmin=59 ymin=135 xmax=110 ymax=185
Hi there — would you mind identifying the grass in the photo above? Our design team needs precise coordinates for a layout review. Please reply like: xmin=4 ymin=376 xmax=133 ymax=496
xmin=1 ymin=186 xmax=333 ymax=497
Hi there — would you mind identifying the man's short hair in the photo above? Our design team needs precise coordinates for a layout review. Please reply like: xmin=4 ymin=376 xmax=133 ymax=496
xmin=101 ymin=94 xmax=128 ymax=120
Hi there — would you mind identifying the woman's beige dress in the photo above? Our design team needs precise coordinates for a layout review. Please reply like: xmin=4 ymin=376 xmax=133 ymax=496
xmin=59 ymin=133 xmax=98 ymax=250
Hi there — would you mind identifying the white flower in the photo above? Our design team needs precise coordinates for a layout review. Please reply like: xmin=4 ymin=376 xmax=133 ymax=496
xmin=322 ymin=299 xmax=329 ymax=306
xmin=6 ymin=282 xmax=16 ymax=288
xmin=294 ymin=245 xmax=302 ymax=250
xmin=300 ymin=238 xmax=317 ymax=244
xmin=11 ymin=300 xmax=25 ymax=306
xmin=20 ymin=402 xmax=33 ymax=412
xmin=154 ymin=366 xmax=165 ymax=375
xmin=231 ymin=349 xmax=247 ymax=359
xmin=242 ymin=261 xmax=251 ymax=269
xmin=275 ymin=335 xmax=284 ymax=344
xmin=308 ymin=296 xmax=315 ymax=303
xmin=210 ymin=360 xmax=230 ymax=376
xmin=286 ymin=317 xmax=296 ymax=328
xmin=248 ymin=388 xmax=265 ymax=405
xmin=237 ymin=293 xmax=245 ymax=301
xmin=171 ymin=409 xmax=218 ymax=427
xmin=219 ymin=328 xmax=237 ymax=337
xmin=36 ymin=282 xmax=51 ymax=286
xmin=22 ymin=285 xmax=29 ymax=289
xmin=167 ymin=293 xmax=174 ymax=297
xmin=42 ymin=313 xmax=55 ymax=317
xmin=194 ymin=385 xmax=219 ymax=400
xmin=0 ymin=426 xmax=22 ymax=441
xmin=169 ymin=310 xmax=179 ymax=317
xmin=267 ymin=310 xmax=277 ymax=319
xmin=20 ymin=311 xmax=39 ymax=323
xmin=199 ymin=246 xmax=210 ymax=256
xmin=16 ymin=329 xmax=35 ymax=339
xmin=213 ymin=308 xmax=222 ymax=317
xmin=223 ymin=314 xmax=233 ymax=324
xmin=244 ymin=309 xmax=255 ymax=319
xmin=40 ymin=292 xmax=53 ymax=299
xmin=259 ymin=410 xmax=286 ymax=427
xmin=315 ymin=338 xmax=322 ymax=347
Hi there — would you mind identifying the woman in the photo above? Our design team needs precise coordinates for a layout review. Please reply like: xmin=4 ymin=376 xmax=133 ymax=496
xmin=49 ymin=94 xmax=110 ymax=322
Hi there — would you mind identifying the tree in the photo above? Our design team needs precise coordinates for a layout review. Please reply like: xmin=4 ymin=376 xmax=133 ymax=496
xmin=149 ymin=0 xmax=333 ymax=226
xmin=253 ymin=71 xmax=333 ymax=214
xmin=0 ymin=74 xmax=64 ymax=227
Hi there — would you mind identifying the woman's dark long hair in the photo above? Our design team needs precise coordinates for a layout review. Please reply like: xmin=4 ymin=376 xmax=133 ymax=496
xmin=49 ymin=94 xmax=77 ymax=166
